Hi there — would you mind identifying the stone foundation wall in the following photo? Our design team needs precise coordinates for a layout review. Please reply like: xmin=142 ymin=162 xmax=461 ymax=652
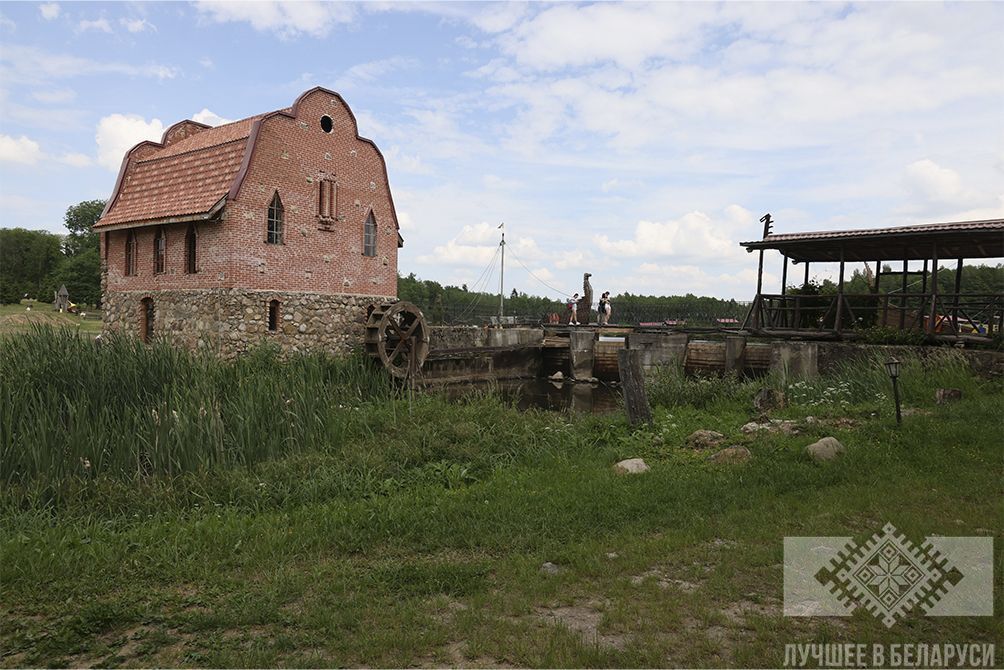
xmin=103 ymin=289 xmax=394 ymax=357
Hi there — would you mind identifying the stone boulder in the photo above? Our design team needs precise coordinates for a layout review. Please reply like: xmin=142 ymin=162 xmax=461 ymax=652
xmin=613 ymin=458 xmax=650 ymax=475
xmin=741 ymin=419 xmax=800 ymax=435
xmin=709 ymin=446 xmax=752 ymax=464
xmin=685 ymin=430 xmax=727 ymax=450
xmin=806 ymin=436 xmax=845 ymax=463
xmin=540 ymin=561 xmax=561 ymax=575
xmin=935 ymin=388 xmax=963 ymax=404
xmin=753 ymin=388 xmax=786 ymax=413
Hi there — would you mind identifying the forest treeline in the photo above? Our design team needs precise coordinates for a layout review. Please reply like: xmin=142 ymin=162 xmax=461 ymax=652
xmin=0 ymin=200 xmax=104 ymax=306
xmin=2 ymin=202 xmax=1001 ymax=325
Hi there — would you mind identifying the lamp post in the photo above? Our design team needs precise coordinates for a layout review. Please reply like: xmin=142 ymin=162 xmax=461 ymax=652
xmin=884 ymin=357 xmax=902 ymax=425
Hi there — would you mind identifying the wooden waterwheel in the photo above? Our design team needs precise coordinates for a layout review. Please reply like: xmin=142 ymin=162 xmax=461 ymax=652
xmin=364 ymin=301 xmax=430 ymax=379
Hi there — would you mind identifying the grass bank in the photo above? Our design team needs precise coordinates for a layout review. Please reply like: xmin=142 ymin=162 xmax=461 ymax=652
xmin=0 ymin=329 xmax=1001 ymax=667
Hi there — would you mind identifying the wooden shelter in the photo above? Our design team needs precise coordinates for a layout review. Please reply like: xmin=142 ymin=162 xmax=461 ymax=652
xmin=740 ymin=217 xmax=1004 ymax=342
xmin=54 ymin=285 xmax=69 ymax=312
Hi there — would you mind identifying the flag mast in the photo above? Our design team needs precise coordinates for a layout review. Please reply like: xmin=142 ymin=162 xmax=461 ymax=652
xmin=498 ymin=222 xmax=505 ymax=323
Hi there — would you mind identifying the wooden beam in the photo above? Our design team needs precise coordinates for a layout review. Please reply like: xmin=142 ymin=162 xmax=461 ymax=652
xmin=835 ymin=249 xmax=846 ymax=333
xmin=952 ymin=258 xmax=964 ymax=333
xmin=756 ymin=250 xmax=765 ymax=295
xmin=781 ymin=255 xmax=788 ymax=296
xmin=927 ymin=247 xmax=938 ymax=334
xmin=900 ymin=258 xmax=908 ymax=329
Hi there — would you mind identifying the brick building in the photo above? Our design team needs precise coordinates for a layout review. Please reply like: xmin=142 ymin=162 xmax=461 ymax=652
xmin=96 ymin=87 xmax=402 ymax=355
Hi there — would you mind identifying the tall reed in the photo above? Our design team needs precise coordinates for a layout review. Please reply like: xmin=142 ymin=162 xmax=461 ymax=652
xmin=0 ymin=326 xmax=394 ymax=490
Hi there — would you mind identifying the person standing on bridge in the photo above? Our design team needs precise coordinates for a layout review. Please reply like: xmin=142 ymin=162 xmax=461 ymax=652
xmin=568 ymin=293 xmax=580 ymax=325
xmin=599 ymin=292 xmax=612 ymax=325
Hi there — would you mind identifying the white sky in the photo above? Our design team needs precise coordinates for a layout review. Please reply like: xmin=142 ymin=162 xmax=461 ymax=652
xmin=1 ymin=2 xmax=1001 ymax=299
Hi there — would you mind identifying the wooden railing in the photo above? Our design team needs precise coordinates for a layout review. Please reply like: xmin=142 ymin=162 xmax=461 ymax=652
xmin=743 ymin=292 xmax=1003 ymax=338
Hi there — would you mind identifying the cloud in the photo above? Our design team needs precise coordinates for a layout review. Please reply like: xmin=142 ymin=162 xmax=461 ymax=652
xmin=199 ymin=56 xmax=214 ymax=69
xmin=76 ymin=18 xmax=112 ymax=33
xmin=192 ymin=108 xmax=233 ymax=126
xmin=95 ymin=114 xmax=165 ymax=171
xmin=39 ymin=3 xmax=60 ymax=20
xmin=58 ymin=152 xmax=93 ymax=167
xmin=904 ymin=159 xmax=967 ymax=205
xmin=456 ymin=222 xmax=499 ymax=245
xmin=634 ymin=263 xmax=773 ymax=300
xmin=194 ymin=1 xmax=356 ymax=38
xmin=31 ymin=88 xmax=75 ymax=103
xmin=334 ymin=57 xmax=417 ymax=89
xmin=120 ymin=18 xmax=155 ymax=33
xmin=0 ymin=13 xmax=14 ymax=32
xmin=592 ymin=208 xmax=755 ymax=263
xmin=500 ymin=3 xmax=711 ymax=70
xmin=0 ymin=45 xmax=178 ymax=83
xmin=417 ymin=239 xmax=498 ymax=268
xmin=0 ymin=134 xmax=43 ymax=164
xmin=397 ymin=210 xmax=415 ymax=231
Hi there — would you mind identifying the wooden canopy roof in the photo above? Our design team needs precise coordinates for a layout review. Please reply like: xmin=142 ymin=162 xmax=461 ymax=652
xmin=740 ymin=218 xmax=1004 ymax=262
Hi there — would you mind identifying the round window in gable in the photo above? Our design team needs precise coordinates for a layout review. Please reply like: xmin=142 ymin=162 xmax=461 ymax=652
xmin=320 ymin=115 xmax=333 ymax=133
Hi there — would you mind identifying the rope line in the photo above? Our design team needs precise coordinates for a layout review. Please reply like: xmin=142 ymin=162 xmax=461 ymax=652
xmin=506 ymin=245 xmax=572 ymax=299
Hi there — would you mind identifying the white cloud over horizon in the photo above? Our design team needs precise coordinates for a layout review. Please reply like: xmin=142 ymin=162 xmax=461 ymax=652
xmin=95 ymin=114 xmax=165 ymax=171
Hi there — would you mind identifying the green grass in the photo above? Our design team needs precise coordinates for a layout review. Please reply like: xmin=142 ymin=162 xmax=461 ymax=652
xmin=0 ymin=301 xmax=102 ymax=337
xmin=0 ymin=329 xmax=1001 ymax=668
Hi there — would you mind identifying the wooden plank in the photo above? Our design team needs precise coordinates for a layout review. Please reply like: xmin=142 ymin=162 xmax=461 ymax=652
xmin=618 ymin=348 xmax=652 ymax=426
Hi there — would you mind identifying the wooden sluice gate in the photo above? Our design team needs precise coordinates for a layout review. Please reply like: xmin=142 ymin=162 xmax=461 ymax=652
xmin=419 ymin=324 xmax=779 ymax=384
xmin=374 ymin=316 xmax=1004 ymax=384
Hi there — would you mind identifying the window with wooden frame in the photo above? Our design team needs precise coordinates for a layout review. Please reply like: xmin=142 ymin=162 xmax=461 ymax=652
xmin=125 ymin=230 xmax=137 ymax=276
xmin=318 ymin=179 xmax=337 ymax=222
xmin=267 ymin=299 xmax=280 ymax=332
xmin=267 ymin=192 xmax=284 ymax=244
xmin=185 ymin=224 xmax=197 ymax=274
xmin=363 ymin=212 xmax=377 ymax=257
xmin=153 ymin=227 xmax=166 ymax=274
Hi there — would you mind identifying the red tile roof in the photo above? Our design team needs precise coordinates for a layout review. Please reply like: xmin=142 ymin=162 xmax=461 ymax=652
xmin=96 ymin=87 xmax=401 ymax=233
xmin=97 ymin=118 xmax=258 ymax=228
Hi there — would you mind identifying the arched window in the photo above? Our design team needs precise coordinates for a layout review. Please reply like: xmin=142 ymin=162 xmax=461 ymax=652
xmin=153 ymin=227 xmax=166 ymax=274
xmin=267 ymin=193 xmax=284 ymax=244
xmin=140 ymin=297 xmax=155 ymax=343
xmin=185 ymin=224 xmax=197 ymax=274
xmin=124 ymin=230 xmax=137 ymax=276
xmin=267 ymin=299 xmax=280 ymax=332
xmin=363 ymin=211 xmax=376 ymax=257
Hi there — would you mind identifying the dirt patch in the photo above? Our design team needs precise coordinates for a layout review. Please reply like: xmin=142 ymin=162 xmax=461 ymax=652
xmin=535 ymin=599 xmax=627 ymax=650
xmin=629 ymin=568 xmax=700 ymax=592
xmin=722 ymin=599 xmax=779 ymax=624
xmin=430 ymin=597 xmax=469 ymax=625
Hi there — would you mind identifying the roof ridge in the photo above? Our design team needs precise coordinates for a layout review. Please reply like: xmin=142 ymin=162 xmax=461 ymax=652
xmin=137 ymin=137 xmax=248 ymax=164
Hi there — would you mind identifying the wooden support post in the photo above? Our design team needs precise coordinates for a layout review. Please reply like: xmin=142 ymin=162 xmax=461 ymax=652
xmin=756 ymin=250 xmax=764 ymax=295
xmin=874 ymin=260 xmax=882 ymax=292
xmin=835 ymin=250 xmax=846 ymax=333
xmin=618 ymin=348 xmax=652 ymax=426
xmin=780 ymin=255 xmax=788 ymax=326
xmin=927 ymin=247 xmax=938 ymax=334
xmin=900 ymin=258 xmax=908 ymax=329
xmin=803 ymin=262 xmax=810 ymax=287
xmin=952 ymin=258 xmax=964 ymax=334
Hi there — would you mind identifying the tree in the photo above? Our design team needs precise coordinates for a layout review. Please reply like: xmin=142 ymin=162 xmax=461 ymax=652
xmin=46 ymin=248 xmax=102 ymax=306
xmin=0 ymin=228 xmax=63 ymax=303
xmin=45 ymin=199 xmax=106 ymax=306
xmin=62 ymin=199 xmax=105 ymax=257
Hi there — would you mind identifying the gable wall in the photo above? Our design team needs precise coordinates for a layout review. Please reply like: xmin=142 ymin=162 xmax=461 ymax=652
xmin=225 ymin=90 xmax=398 ymax=298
